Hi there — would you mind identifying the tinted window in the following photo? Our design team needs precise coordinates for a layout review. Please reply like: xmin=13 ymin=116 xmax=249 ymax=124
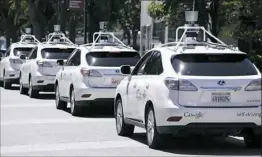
xmin=144 ymin=52 xmax=163 ymax=75
xmin=29 ymin=47 xmax=37 ymax=59
xmin=41 ymin=48 xmax=75 ymax=59
xmin=86 ymin=51 xmax=140 ymax=67
xmin=132 ymin=51 xmax=153 ymax=75
xmin=171 ymin=54 xmax=258 ymax=76
xmin=13 ymin=48 xmax=33 ymax=57
xmin=66 ymin=50 xmax=81 ymax=66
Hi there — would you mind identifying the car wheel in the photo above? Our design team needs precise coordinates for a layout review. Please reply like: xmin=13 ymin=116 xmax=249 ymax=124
xmin=55 ymin=85 xmax=67 ymax=110
xmin=146 ymin=107 xmax=163 ymax=149
xmin=28 ymin=77 xmax=38 ymax=98
xmin=3 ymin=71 xmax=11 ymax=89
xmin=115 ymin=98 xmax=134 ymax=137
xmin=70 ymin=88 xmax=81 ymax=116
xmin=244 ymin=133 xmax=262 ymax=148
xmin=19 ymin=74 xmax=28 ymax=94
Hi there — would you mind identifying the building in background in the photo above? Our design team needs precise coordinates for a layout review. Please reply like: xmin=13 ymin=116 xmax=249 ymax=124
xmin=140 ymin=0 xmax=172 ymax=55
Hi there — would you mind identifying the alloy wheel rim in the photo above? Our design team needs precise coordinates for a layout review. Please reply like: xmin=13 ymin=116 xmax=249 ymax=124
xmin=28 ymin=80 xmax=32 ymax=95
xmin=116 ymin=101 xmax=123 ymax=133
xmin=147 ymin=110 xmax=155 ymax=145
xmin=70 ymin=92 xmax=75 ymax=113
xmin=55 ymin=86 xmax=59 ymax=107
xmin=19 ymin=76 xmax=23 ymax=92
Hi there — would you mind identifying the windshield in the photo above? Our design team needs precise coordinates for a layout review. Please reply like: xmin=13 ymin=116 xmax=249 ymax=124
xmin=86 ymin=51 xmax=140 ymax=67
xmin=41 ymin=48 xmax=75 ymax=59
xmin=171 ymin=53 xmax=258 ymax=76
xmin=13 ymin=47 xmax=33 ymax=57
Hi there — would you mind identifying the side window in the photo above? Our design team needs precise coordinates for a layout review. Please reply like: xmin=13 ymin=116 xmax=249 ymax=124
xmin=66 ymin=49 xmax=81 ymax=66
xmin=132 ymin=51 xmax=153 ymax=75
xmin=28 ymin=47 xmax=38 ymax=59
xmin=144 ymin=51 xmax=163 ymax=75
xmin=5 ymin=48 xmax=10 ymax=57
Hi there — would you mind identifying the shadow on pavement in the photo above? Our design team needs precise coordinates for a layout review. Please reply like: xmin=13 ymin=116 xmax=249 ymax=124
xmin=130 ymin=133 xmax=262 ymax=156
xmin=64 ymin=105 xmax=114 ymax=119
xmin=36 ymin=93 xmax=55 ymax=100
xmin=2 ymin=86 xmax=19 ymax=90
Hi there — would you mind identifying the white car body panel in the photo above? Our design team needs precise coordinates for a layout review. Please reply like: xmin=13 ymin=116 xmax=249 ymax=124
xmin=55 ymin=45 xmax=139 ymax=104
xmin=115 ymin=46 xmax=262 ymax=132
xmin=0 ymin=43 xmax=36 ymax=83
xmin=20 ymin=44 xmax=76 ymax=90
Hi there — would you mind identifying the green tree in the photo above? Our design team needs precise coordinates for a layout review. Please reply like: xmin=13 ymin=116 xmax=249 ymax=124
xmin=113 ymin=0 xmax=140 ymax=48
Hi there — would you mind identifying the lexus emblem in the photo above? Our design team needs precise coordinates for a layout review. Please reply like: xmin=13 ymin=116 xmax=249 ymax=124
xmin=115 ymin=70 xmax=120 ymax=73
xmin=217 ymin=80 xmax=225 ymax=86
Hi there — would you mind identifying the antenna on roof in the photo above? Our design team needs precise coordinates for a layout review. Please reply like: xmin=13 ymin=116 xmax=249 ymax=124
xmin=170 ymin=6 xmax=235 ymax=51
xmin=18 ymin=28 xmax=41 ymax=44
xmin=80 ymin=21 xmax=133 ymax=50
xmin=45 ymin=25 xmax=76 ymax=46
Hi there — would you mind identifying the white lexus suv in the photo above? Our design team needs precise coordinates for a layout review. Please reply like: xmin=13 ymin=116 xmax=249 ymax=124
xmin=114 ymin=12 xmax=262 ymax=149
xmin=55 ymin=32 xmax=140 ymax=116
xmin=0 ymin=33 xmax=40 ymax=89
xmin=19 ymin=30 xmax=77 ymax=98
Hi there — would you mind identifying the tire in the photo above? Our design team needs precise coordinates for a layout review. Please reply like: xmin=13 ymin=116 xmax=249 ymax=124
xmin=0 ymin=80 xmax=3 ymax=87
xmin=244 ymin=133 xmax=262 ymax=148
xmin=19 ymin=74 xmax=28 ymax=94
xmin=70 ymin=88 xmax=81 ymax=116
xmin=115 ymin=98 xmax=134 ymax=137
xmin=3 ymin=71 xmax=11 ymax=89
xmin=3 ymin=79 xmax=11 ymax=89
xmin=146 ymin=107 xmax=164 ymax=149
xmin=55 ymin=84 xmax=67 ymax=110
xmin=28 ymin=77 xmax=38 ymax=98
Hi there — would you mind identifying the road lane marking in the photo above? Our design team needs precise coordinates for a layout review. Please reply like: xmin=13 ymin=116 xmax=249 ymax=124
xmin=1 ymin=118 xmax=114 ymax=126
xmin=1 ymin=140 xmax=147 ymax=154
xmin=1 ymin=104 xmax=54 ymax=108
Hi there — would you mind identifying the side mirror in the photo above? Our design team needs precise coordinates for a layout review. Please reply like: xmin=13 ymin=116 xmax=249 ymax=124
xmin=20 ymin=54 xmax=26 ymax=60
xmin=57 ymin=59 xmax=64 ymax=66
xmin=120 ymin=65 xmax=131 ymax=75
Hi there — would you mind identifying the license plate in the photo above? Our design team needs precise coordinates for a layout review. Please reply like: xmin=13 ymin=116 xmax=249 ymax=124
xmin=111 ymin=78 xmax=122 ymax=85
xmin=211 ymin=92 xmax=231 ymax=103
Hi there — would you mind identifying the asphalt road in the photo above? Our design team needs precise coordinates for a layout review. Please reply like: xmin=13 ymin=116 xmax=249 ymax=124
xmin=1 ymin=85 xmax=261 ymax=156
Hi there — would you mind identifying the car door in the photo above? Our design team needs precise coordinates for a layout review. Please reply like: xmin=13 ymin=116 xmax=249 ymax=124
xmin=125 ymin=51 xmax=153 ymax=120
xmin=22 ymin=47 xmax=37 ymax=86
xmin=60 ymin=49 xmax=81 ymax=98
xmin=136 ymin=51 xmax=164 ymax=121
xmin=0 ymin=48 xmax=10 ymax=79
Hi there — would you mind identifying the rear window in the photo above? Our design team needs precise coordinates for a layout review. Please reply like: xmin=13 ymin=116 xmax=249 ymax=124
xmin=14 ymin=47 xmax=33 ymax=57
xmin=171 ymin=54 xmax=258 ymax=76
xmin=41 ymin=48 xmax=75 ymax=59
xmin=86 ymin=51 xmax=140 ymax=67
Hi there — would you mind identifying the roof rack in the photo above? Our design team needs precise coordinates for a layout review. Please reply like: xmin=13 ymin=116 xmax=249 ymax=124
xmin=81 ymin=32 xmax=132 ymax=50
xmin=160 ymin=11 xmax=237 ymax=52
xmin=18 ymin=28 xmax=41 ymax=44
xmin=45 ymin=25 xmax=76 ymax=46
xmin=80 ymin=21 xmax=133 ymax=50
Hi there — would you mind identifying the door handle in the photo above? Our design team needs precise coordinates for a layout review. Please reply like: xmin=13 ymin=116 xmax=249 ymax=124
xmin=146 ymin=84 xmax=149 ymax=89
xmin=133 ymin=84 xmax=136 ymax=88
